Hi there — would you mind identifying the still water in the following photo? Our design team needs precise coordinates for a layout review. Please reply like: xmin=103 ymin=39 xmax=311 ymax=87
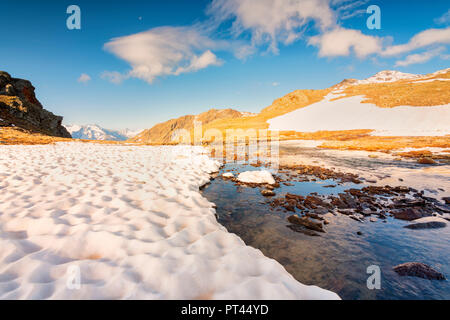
xmin=202 ymin=162 xmax=450 ymax=300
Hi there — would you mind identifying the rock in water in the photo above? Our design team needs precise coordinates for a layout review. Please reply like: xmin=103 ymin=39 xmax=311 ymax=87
xmin=261 ymin=189 xmax=275 ymax=197
xmin=0 ymin=71 xmax=71 ymax=138
xmin=417 ymin=157 xmax=436 ymax=165
xmin=222 ymin=172 xmax=234 ymax=179
xmin=237 ymin=170 xmax=276 ymax=185
xmin=287 ymin=215 xmax=325 ymax=233
xmin=404 ymin=217 xmax=447 ymax=229
xmin=393 ymin=262 xmax=446 ymax=280
xmin=391 ymin=207 xmax=431 ymax=221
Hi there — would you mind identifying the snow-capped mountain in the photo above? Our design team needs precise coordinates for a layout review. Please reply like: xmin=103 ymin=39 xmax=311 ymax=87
xmin=355 ymin=70 xmax=420 ymax=85
xmin=334 ymin=68 xmax=450 ymax=89
xmin=64 ymin=124 xmax=141 ymax=141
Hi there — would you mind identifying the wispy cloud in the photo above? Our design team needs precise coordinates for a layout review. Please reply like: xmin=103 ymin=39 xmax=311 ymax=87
xmin=77 ymin=73 xmax=91 ymax=83
xmin=101 ymin=71 xmax=127 ymax=85
xmin=207 ymin=0 xmax=336 ymax=54
xmin=332 ymin=0 xmax=369 ymax=20
xmin=434 ymin=9 xmax=450 ymax=25
xmin=395 ymin=47 xmax=446 ymax=67
xmin=382 ymin=27 xmax=450 ymax=56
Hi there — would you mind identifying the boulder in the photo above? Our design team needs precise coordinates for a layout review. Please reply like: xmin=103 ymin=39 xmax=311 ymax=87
xmin=391 ymin=207 xmax=431 ymax=221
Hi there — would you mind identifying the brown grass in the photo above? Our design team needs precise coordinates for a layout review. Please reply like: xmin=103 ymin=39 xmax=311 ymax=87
xmin=0 ymin=127 xmax=127 ymax=145
xmin=334 ymin=78 xmax=450 ymax=108
xmin=318 ymin=135 xmax=450 ymax=152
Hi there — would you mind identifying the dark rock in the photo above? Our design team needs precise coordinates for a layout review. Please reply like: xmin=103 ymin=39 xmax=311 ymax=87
xmin=337 ymin=208 xmax=355 ymax=216
xmin=339 ymin=193 xmax=358 ymax=209
xmin=0 ymin=71 xmax=71 ymax=138
xmin=404 ymin=218 xmax=447 ymax=229
xmin=391 ymin=207 xmax=431 ymax=221
xmin=393 ymin=262 xmax=445 ymax=280
xmin=287 ymin=224 xmax=320 ymax=236
xmin=349 ymin=215 xmax=364 ymax=223
xmin=305 ymin=212 xmax=324 ymax=221
xmin=442 ymin=197 xmax=450 ymax=205
xmin=287 ymin=215 xmax=325 ymax=233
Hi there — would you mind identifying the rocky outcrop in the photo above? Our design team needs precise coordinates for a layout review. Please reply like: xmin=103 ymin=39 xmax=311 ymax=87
xmin=0 ymin=71 xmax=71 ymax=138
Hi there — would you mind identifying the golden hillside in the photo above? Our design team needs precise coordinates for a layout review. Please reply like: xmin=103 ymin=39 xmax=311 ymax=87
xmin=336 ymin=78 xmax=450 ymax=108
xmin=130 ymin=68 xmax=450 ymax=147
xmin=129 ymin=108 xmax=245 ymax=144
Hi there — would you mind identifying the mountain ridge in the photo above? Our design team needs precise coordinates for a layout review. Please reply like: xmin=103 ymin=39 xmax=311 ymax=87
xmin=65 ymin=124 xmax=141 ymax=141
xmin=131 ymin=67 xmax=450 ymax=145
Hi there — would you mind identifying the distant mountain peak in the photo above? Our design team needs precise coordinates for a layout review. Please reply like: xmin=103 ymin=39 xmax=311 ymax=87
xmin=334 ymin=68 xmax=450 ymax=88
xmin=64 ymin=124 xmax=141 ymax=141
xmin=356 ymin=70 xmax=420 ymax=84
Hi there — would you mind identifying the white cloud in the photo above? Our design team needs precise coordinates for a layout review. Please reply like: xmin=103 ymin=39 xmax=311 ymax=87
xmin=308 ymin=27 xmax=383 ymax=58
xmin=434 ymin=9 xmax=450 ymax=25
xmin=101 ymin=2 xmax=449 ymax=85
xmin=77 ymin=73 xmax=91 ymax=83
xmin=382 ymin=27 xmax=450 ymax=56
xmin=207 ymin=0 xmax=336 ymax=54
xmin=103 ymin=26 xmax=225 ymax=84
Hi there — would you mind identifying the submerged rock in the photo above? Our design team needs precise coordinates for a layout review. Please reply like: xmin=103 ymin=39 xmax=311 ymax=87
xmin=393 ymin=262 xmax=445 ymax=280
xmin=404 ymin=217 xmax=447 ymax=229
xmin=287 ymin=224 xmax=320 ymax=236
xmin=287 ymin=215 xmax=325 ymax=233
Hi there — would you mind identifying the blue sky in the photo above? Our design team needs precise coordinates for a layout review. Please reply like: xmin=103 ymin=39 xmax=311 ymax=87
xmin=0 ymin=0 xmax=449 ymax=130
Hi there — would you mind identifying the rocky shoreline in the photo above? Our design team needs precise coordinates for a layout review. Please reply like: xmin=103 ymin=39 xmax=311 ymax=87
xmin=218 ymin=163 xmax=449 ymax=237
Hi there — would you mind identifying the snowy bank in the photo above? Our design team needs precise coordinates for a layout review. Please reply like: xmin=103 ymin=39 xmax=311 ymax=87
xmin=268 ymin=93 xmax=450 ymax=137
xmin=0 ymin=143 xmax=338 ymax=300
